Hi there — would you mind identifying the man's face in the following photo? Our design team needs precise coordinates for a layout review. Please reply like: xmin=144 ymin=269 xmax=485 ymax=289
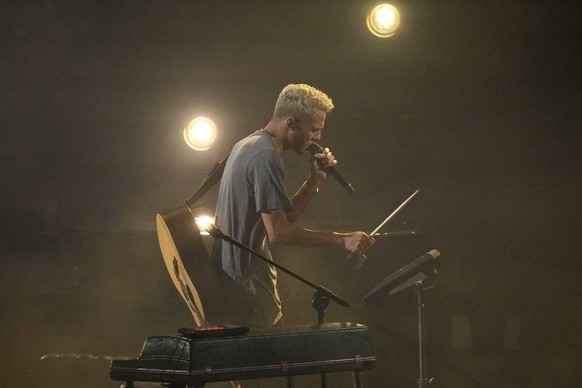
xmin=289 ymin=110 xmax=326 ymax=154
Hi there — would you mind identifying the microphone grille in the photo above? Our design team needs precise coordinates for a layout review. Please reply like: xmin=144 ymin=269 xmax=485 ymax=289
xmin=308 ymin=143 xmax=323 ymax=155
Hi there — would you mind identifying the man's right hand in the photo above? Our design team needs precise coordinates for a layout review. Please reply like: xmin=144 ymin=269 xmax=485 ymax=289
xmin=308 ymin=147 xmax=337 ymax=185
xmin=343 ymin=231 xmax=375 ymax=261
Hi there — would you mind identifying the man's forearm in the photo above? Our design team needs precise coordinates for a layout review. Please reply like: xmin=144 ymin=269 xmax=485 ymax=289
xmin=287 ymin=180 xmax=320 ymax=223
xmin=271 ymin=222 xmax=345 ymax=248
xmin=263 ymin=207 xmax=343 ymax=248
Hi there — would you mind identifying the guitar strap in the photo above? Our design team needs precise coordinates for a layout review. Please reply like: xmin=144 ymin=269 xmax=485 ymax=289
xmin=185 ymin=154 xmax=229 ymax=211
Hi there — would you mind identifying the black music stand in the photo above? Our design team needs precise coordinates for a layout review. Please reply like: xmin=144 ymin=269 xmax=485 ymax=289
xmin=363 ymin=250 xmax=441 ymax=388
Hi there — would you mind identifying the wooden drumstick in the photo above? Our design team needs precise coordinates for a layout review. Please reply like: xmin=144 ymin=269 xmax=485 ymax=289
xmin=354 ymin=190 xmax=420 ymax=269
xmin=370 ymin=190 xmax=419 ymax=236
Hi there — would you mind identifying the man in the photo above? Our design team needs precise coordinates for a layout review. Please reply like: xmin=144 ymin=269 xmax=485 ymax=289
xmin=213 ymin=84 xmax=374 ymax=328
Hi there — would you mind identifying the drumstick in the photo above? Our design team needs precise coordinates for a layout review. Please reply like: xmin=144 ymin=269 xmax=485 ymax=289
xmin=370 ymin=190 xmax=419 ymax=236
xmin=354 ymin=190 xmax=420 ymax=270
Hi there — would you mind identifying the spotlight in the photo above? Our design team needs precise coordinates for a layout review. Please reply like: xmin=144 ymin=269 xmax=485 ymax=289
xmin=183 ymin=117 xmax=217 ymax=151
xmin=367 ymin=3 xmax=400 ymax=38
xmin=195 ymin=215 xmax=215 ymax=235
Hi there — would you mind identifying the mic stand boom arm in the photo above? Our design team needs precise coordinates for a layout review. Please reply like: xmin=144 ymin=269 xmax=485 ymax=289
xmin=206 ymin=224 xmax=350 ymax=324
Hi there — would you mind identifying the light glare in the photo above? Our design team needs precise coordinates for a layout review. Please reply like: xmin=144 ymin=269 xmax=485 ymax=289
xmin=367 ymin=4 xmax=401 ymax=38
xmin=195 ymin=215 xmax=215 ymax=235
xmin=183 ymin=117 xmax=217 ymax=151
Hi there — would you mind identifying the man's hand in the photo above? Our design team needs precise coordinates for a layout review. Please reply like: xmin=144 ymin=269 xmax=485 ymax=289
xmin=343 ymin=232 xmax=376 ymax=261
xmin=308 ymin=147 xmax=337 ymax=186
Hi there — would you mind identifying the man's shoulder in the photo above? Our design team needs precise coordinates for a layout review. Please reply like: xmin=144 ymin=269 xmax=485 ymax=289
xmin=233 ymin=130 xmax=277 ymax=160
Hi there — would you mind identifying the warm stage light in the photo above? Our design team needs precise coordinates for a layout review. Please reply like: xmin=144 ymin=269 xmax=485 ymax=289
xmin=367 ymin=3 xmax=400 ymax=38
xmin=183 ymin=117 xmax=217 ymax=151
xmin=195 ymin=215 xmax=215 ymax=235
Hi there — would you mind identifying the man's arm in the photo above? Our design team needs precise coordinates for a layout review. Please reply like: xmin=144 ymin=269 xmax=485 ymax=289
xmin=286 ymin=148 xmax=333 ymax=222
xmin=286 ymin=179 xmax=320 ymax=223
xmin=261 ymin=209 xmax=375 ymax=259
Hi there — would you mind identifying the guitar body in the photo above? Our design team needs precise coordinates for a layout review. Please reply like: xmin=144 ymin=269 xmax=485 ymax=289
xmin=156 ymin=204 xmax=225 ymax=327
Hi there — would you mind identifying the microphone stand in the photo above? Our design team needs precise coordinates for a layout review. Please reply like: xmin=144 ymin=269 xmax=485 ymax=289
xmin=207 ymin=225 xmax=350 ymax=388
xmin=207 ymin=224 xmax=350 ymax=322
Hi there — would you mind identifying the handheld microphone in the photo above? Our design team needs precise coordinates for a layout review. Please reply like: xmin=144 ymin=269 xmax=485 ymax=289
xmin=308 ymin=143 xmax=355 ymax=193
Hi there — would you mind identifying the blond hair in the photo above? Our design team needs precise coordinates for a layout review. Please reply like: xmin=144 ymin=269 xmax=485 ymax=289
xmin=273 ymin=84 xmax=334 ymax=122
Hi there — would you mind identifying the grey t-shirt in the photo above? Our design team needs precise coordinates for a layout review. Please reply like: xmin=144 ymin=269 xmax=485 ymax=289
xmin=214 ymin=128 xmax=292 ymax=327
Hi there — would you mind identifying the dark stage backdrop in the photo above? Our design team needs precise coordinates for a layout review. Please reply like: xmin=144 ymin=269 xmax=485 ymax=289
xmin=1 ymin=1 xmax=581 ymax=387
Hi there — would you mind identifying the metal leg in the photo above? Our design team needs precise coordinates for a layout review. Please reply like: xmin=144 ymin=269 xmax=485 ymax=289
xmin=352 ymin=371 xmax=363 ymax=388
xmin=416 ymin=282 xmax=434 ymax=388
xmin=284 ymin=376 xmax=295 ymax=388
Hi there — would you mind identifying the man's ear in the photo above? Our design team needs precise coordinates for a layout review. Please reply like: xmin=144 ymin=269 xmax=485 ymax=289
xmin=287 ymin=118 xmax=296 ymax=130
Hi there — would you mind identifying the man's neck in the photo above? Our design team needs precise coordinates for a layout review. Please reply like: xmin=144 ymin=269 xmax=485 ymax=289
xmin=263 ymin=120 xmax=287 ymax=153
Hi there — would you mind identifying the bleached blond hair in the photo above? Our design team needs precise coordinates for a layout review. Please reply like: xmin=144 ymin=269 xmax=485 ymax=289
xmin=273 ymin=84 xmax=334 ymax=123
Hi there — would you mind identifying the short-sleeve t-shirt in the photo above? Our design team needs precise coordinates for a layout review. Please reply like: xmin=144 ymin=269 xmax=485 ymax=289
xmin=214 ymin=129 xmax=292 ymax=327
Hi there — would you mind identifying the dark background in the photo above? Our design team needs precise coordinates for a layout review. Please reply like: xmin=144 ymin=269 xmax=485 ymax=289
xmin=1 ymin=1 xmax=581 ymax=387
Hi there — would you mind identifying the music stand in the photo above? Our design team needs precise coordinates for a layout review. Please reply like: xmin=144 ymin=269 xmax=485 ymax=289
xmin=363 ymin=250 xmax=440 ymax=388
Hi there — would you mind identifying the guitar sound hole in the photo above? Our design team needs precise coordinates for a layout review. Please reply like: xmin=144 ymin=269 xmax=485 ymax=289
xmin=173 ymin=257 xmax=180 ymax=278
xmin=185 ymin=284 xmax=195 ymax=303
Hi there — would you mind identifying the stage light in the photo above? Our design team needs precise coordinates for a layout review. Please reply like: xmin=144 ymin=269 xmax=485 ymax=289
xmin=195 ymin=215 xmax=215 ymax=235
xmin=367 ymin=3 xmax=400 ymax=38
xmin=183 ymin=117 xmax=217 ymax=151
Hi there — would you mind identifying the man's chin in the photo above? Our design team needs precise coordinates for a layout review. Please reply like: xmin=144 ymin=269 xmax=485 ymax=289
xmin=294 ymin=145 xmax=308 ymax=155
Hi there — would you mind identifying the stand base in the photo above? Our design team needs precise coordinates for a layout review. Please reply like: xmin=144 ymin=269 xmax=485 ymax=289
xmin=418 ymin=377 xmax=435 ymax=388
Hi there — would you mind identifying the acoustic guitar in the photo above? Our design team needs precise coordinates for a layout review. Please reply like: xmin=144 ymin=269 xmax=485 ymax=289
xmin=156 ymin=204 xmax=226 ymax=327
xmin=155 ymin=155 xmax=232 ymax=327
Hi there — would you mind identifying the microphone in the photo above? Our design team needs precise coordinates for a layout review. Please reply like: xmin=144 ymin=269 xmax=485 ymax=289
xmin=308 ymin=143 xmax=355 ymax=193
